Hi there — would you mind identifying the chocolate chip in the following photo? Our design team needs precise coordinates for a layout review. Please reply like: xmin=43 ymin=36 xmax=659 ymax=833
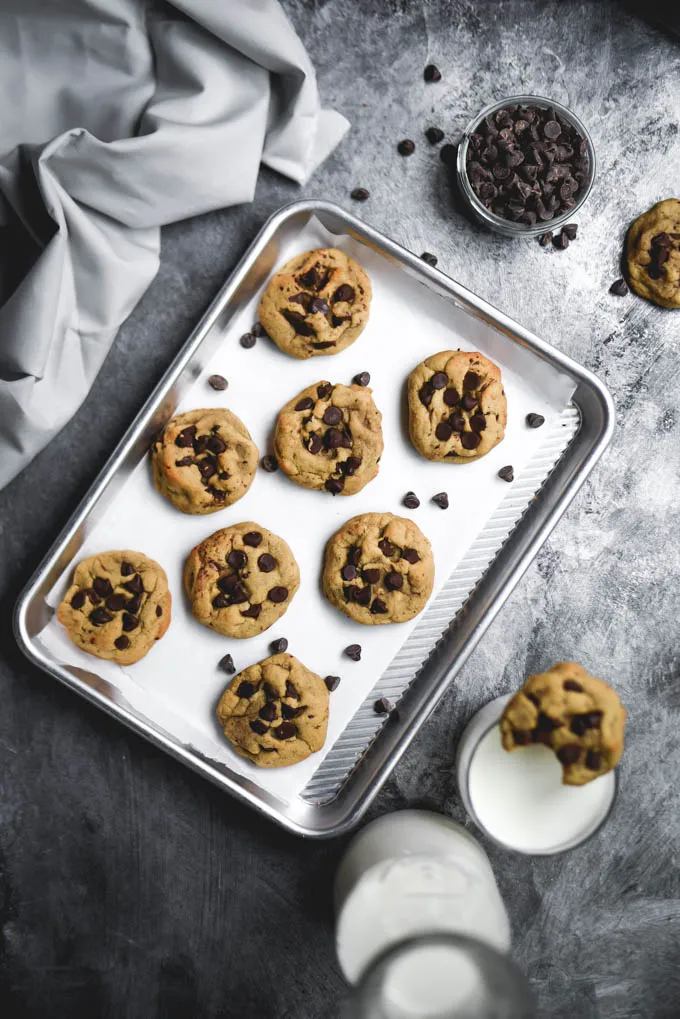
xmin=92 ymin=577 xmax=113 ymax=598
xmin=226 ymin=550 xmax=246 ymax=571
xmin=563 ymin=679 xmax=583 ymax=692
xmin=240 ymin=332 xmax=256 ymax=348
xmin=123 ymin=575 xmax=143 ymax=595
xmin=351 ymin=187 xmax=370 ymax=201
xmin=421 ymin=252 xmax=438 ymax=267
xmin=296 ymin=266 xmax=320 ymax=289
xmin=268 ymin=637 xmax=288 ymax=655
xmin=329 ymin=320 xmax=347 ymax=332
xmin=273 ymin=722 xmax=296 ymax=740
xmin=289 ymin=292 xmax=311 ymax=310
xmin=354 ymin=586 xmax=372 ymax=606
xmin=374 ymin=697 xmax=394 ymax=714
xmin=430 ymin=371 xmax=448 ymax=390
xmin=571 ymin=711 xmax=603 ymax=735
xmin=260 ymin=455 xmax=278 ymax=472
xmin=353 ymin=371 xmax=370 ymax=386
xmin=257 ymin=553 xmax=276 ymax=573
xmin=307 ymin=434 xmax=322 ymax=454
xmin=537 ymin=712 xmax=562 ymax=733
xmin=114 ymin=636 xmax=130 ymax=650
xmin=241 ymin=604 xmax=261 ymax=619
xmin=341 ymin=564 xmax=358 ymax=581
xmin=371 ymin=598 xmax=388 ymax=614
xmin=498 ymin=465 xmax=514 ymax=482
xmin=423 ymin=63 xmax=441 ymax=82
xmin=384 ymin=571 xmax=403 ymax=590
xmin=341 ymin=456 xmax=361 ymax=478
xmin=403 ymin=491 xmax=420 ymax=509
xmin=443 ymin=388 xmax=460 ymax=407
xmin=460 ymin=431 xmax=481 ymax=450
xmin=243 ymin=531 xmax=263 ymax=547
xmin=585 ymin=750 xmax=602 ymax=770
xmin=236 ymin=680 xmax=254 ymax=697
xmin=432 ymin=492 xmax=449 ymax=509
xmin=435 ymin=421 xmax=453 ymax=442
xmin=526 ymin=413 xmax=545 ymax=428
xmin=281 ymin=703 xmax=302 ymax=720
xmin=397 ymin=139 xmax=415 ymax=156
xmin=362 ymin=568 xmax=380 ymax=584
xmin=323 ymin=405 xmax=342 ymax=426
xmin=348 ymin=545 xmax=362 ymax=565
xmin=263 ymin=683 xmax=278 ymax=700
xmin=461 ymin=394 xmax=477 ymax=412
xmin=194 ymin=435 xmax=209 ymax=454
xmin=285 ymin=681 xmax=299 ymax=700
xmin=259 ymin=702 xmax=277 ymax=722
xmin=90 ymin=607 xmax=113 ymax=625
xmin=268 ymin=586 xmax=288 ymax=603
xmin=333 ymin=284 xmax=355 ymax=304
xmin=218 ymin=654 xmax=236 ymax=675
xmin=86 ymin=588 xmax=101 ymax=605
xmin=120 ymin=562 xmax=134 ymax=576
xmin=469 ymin=413 xmax=486 ymax=433
xmin=198 ymin=459 xmax=217 ymax=479
xmin=282 ymin=309 xmax=315 ymax=336
xmin=208 ymin=374 xmax=228 ymax=391
xmin=553 ymin=230 xmax=569 ymax=250
xmin=512 ymin=729 xmax=533 ymax=746
xmin=557 ymin=745 xmax=582 ymax=766
xmin=325 ymin=478 xmax=345 ymax=495
xmin=419 ymin=382 xmax=434 ymax=407
xmin=105 ymin=594 xmax=126 ymax=612
xmin=562 ymin=223 xmax=578 ymax=240
xmin=402 ymin=548 xmax=420 ymax=563
xmin=325 ymin=675 xmax=341 ymax=691
xmin=125 ymin=595 xmax=141 ymax=615
xmin=175 ymin=456 xmax=193 ymax=467
xmin=538 ymin=232 xmax=553 ymax=247
xmin=310 ymin=297 xmax=329 ymax=315
xmin=71 ymin=590 xmax=86 ymax=610
xmin=345 ymin=644 xmax=362 ymax=662
xmin=609 ymin=278 xmax=629 ymax=297
xmin=317 ymin=382 xmax=332 ymax=399
xmin=175 ymin=425 xmax=197 ymax=448
xmin=440 ymin=143 xmax=457 ymax=165
xmin=652 ymin=232 xmax=671 ymax=248
xmin=425 ymin=126 xmax=444 ymax=145
xmin=212 ymin=594 xmax=230 ymax=609
xmin=122 ymin=613 xmax=139 ymax=631
xmin=463 ymin=371 xmax=480 ymax=390
xmin=250 ymin=720 xmax=267 ymax=735
xmin=217 ymin=574 xmax=239 ymax=593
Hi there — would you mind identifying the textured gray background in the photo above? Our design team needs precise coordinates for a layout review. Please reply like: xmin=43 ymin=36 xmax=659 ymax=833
xmin=1 ymin=2 xmax=679 ymax=1017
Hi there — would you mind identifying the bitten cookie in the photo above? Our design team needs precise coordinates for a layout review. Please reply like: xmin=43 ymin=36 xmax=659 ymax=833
xmin=216 ymin=653 xmax=329 ymax=768
xmin=258 ymin=248 xmax=372 ymax=359
xmin=407 ymin=350 xmax=507 ymax=462
xmin=151 ymin=408 xmax=258 ymax=514
xmin=500 ymin=662 xmax=627 ymax=786
xmin=184 ymin=523 xmax=300 ymax=638
xmin=274 ymin=380 xmax=383 ymax=496
xmin=626 ymin=198 xmax=680 ymax=309
xmin=322 ymin=512 xmax=434 ymax=625
xmin=57 ymin=551 xmax=171 ymax=665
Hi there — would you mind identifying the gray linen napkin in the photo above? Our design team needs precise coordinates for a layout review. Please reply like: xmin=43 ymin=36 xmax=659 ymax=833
xmin=0 ymin=0 xmax=348 ymax=489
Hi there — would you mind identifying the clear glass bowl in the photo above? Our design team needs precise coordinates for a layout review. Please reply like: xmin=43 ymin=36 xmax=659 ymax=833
xmin=456 ymin=94 xmax=596 ymax=238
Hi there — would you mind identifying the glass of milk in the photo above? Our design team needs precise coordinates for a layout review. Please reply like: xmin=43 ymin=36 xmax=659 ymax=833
xmin=456 ymin=695 xmax=617 ymax=854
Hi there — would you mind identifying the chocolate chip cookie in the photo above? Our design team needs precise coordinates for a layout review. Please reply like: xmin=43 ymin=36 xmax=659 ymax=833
xmin=500 ymin=662 xmax=627 ymax=786
xmin=322 ymin=512 xmax=434 ymax=625
xmin=152 ymin=408 xmax=258 ymax=514
xmin=57 ymin=551 xmax=171 ymax=665
xmin=274 ymin=380 xmax=383 ymax=496
xmin=184 ymin=523 xmax=300 ymax=638
xmin=258 ymin=248 xmax=372 ymax=359
xmin=626 ymin=198 xmax=680 ymax=309
xmin=408 ymin=351 xmax=507 ymax=462
xmin=216 ymin=653 xmax=329 ymax=767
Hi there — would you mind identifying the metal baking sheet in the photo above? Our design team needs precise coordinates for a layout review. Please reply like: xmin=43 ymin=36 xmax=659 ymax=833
xmin=14 ymin=200 xmax=614 ymax=837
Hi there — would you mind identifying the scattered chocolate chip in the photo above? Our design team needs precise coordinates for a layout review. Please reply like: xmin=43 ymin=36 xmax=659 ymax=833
xmin=362 ymin=568 xmax=380 ymax=584
xmin=403 ymin=491 xmax=420 ymax=509
xmin=585 ymin=750 xmax=602 ymax=771
xmin=557 ymin=744 xmax=582 ymax=766
xmin=270 ymin=637 xmax=288 ymax=654
xmin=402 ymin=548 xmax=420 ymax=563
xmin=323 ymin=405 xmax=342 ymax=426
xmin=421 ymin=252 xmax=438 ymax=267
xmin=498 ymin=465 xmax=514 ymax=482
xmin=325 ymin=675 xmax=341 ymax=691
xmin=398 ymin=139 xmax=416 ymax=156
xmin=553 ymin=230 xmax=569 ymax=250
xmin=258 ymin=553 xmax=276 ymax=573
xmin=250 ymin=720 xmax=267 ymax=735
xmin=562 ymin=223 xmax=578 ymax=240
xmin=563 ymin=679 xmax=583 ymax=692
xmin=333 ymin=284 xmax=355 ymax=304
xmin=423 ymin=63 xmax=441 ymax=82
xmin=374 ymin=697 xmax=395 ymax=714
xmin=460 ymin=431 xmax=481 ymax=449
xmin=114 ymin=635 xmax=130 ymax=650
xmin=71 ymin=590 xmax=86 ymax=610
xmin=443 ymin=388 xmax=460 ymax=407
xmin=243 ymin=531 xmax=262 ymax=547
xmin=260 ymin=455 xmax=278 ymax=473
xmin=341 ymin=564 xmax=358 ymax=581
xmin=425 ymin=127 xmax=445 ymax=146
xmin=240 ymin=332 xmax=256 ymax=348
xmin=122 ymin=613 xmax=139 ymax=632
xmin=274 ymin=722 xmax=297 ymax=740
xmin=609 ymin=278 xmax=629 ymax=297
xmin=105 ymin=594 xmax=126 ymax=612
xmin=217 ymin=654 xmax=235 ymax=675
xmin=208 ymin=374 xmax=228 ymax=391
xmin=352 ymin=371 xmax=370 ymax=386
xmin=526 ymin=413 xmax=545 ymax=428
xmin=432 ymin=492 xmax=449 ymax=509
xmin=345 ymin=644 xmax=362 ymax=662
xmin=241 ymin=604 xmax=261 ymax=619
xmin=440 ymin=143 xmax=458 ymax=165
xmin=384 ymin=571 xmax=404 ymax=590
xmin=90 ymin=607 xmax=113 ymax=625
xmin=325 ymin=478 xmax=345 ymax=495
xmin=268 ymin=586 xmax=288 ymax=603
xmin=435 ymin=421 xmax=453 ymax=442
xmin=538 ymin=232 xmax=553 ymax=247
xmin=513 ymin=729 xmax=533 ymax=746
xmin=351 ymin=187 xmax=370 ymax=201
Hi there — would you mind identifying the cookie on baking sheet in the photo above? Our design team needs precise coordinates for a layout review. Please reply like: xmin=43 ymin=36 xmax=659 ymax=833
xmin=407 ymin=350 xmax=507 ymax=463
xmin=258 ymin=248 xmax=372 ymax=359
xmin=56 ymin=550 xmax=171 ymax=665
xmin=216 ymin=653 xmax=329 ymax=768
xmin=625 ymin=198 xmax=680 ymax=309
xmin=500 ymin=662 xmax=627 ymax=786
xmin=274 ymin=380 xmax=383 ymax=496
xmin=184 ymin=523 xmax=300 ymax=638
xmin=151 ymin=408 xmax=258 ymax=515
xmin=322 ymin=512 xmax=434 ymax=625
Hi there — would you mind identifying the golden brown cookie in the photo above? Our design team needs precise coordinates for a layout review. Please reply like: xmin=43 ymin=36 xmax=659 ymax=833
xmin=216 ymin=653 xmax=329 ymax=768
xmin=626 ymin=198 xmax=680 ymax=309
xmin=184 ymin=523 xmax=300 ymax=638
xmin=500 ymin=662 xmax=627 ymax=786
xmin=407 ymin=350 xmax=507 ymax=462
xmin=57 ymin=551 xmax=171 ymax=665
xmin=151 ymin=408 xmax=258 ymax=515
xmin=274 ymin=380 xmax=383 ymax=496
xmin=322 ymin=512 xmax=434 ymax=625
xmin=258 ymin=248 xmax=372 ymax=359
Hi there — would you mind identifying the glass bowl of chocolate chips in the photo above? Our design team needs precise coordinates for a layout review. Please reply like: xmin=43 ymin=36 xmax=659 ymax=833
xmin=457 ymin=95 xmax=595 ymax=238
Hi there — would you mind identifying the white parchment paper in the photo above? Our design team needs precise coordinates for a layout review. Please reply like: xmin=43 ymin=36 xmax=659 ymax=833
xmin=38 ymin=216 xmax=575 ymax=804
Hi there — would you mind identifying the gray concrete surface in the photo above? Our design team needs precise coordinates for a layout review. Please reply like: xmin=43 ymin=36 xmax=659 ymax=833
xmin=1 ymin=2 xmax=679 ymax=1016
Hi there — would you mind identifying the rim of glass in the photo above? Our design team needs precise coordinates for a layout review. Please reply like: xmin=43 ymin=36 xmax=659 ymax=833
xmin=456 ymin=94 xmax=597 ymax=237
xmin=459 ymin=708 xmax=618 ymax=857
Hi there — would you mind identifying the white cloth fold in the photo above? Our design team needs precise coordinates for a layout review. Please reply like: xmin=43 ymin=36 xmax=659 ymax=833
xmin=0 ymin=0 xmax=348 ymax=487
